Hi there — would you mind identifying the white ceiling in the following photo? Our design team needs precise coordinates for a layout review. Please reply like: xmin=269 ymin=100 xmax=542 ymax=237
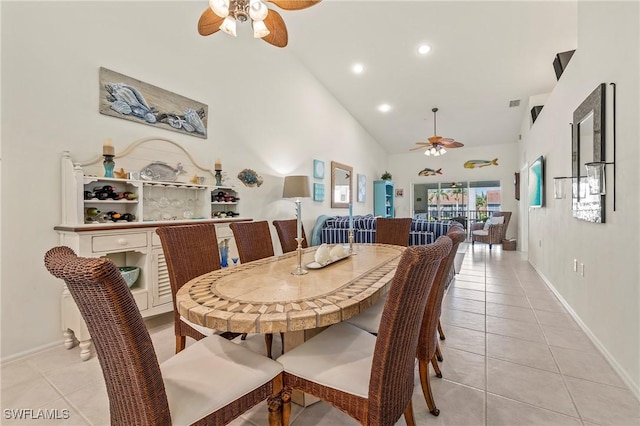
xmin=280 ymin=0 xmax=578 ymax=154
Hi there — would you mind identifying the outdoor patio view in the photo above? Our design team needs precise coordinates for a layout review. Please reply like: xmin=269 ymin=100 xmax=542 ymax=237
xmin=413 ymin=180 xmax=501 ymax=230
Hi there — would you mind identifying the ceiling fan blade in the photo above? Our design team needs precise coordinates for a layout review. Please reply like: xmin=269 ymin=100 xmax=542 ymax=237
xmin=439 ymin=138 xmax=455 ymax=143
xmin=410 ymin=145 xmax=429 ymax=151
xmin=262 ymin=9 xmax=288 ymax=48
xmin=198 ymin=8 xmax=224 ymax=36
xmin=267 ymin=0 xmax=322 ymax=10
xmin=443 ymin=141 xmax=465 ymax=148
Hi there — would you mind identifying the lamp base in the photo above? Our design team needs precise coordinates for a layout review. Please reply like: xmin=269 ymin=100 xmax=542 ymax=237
xmin=291 ymin=238 xmax=308 ymax=275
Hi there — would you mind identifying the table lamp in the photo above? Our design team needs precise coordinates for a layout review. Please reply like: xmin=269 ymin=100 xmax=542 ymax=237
xmin=283 ymin=175 xmax=310 ymax=275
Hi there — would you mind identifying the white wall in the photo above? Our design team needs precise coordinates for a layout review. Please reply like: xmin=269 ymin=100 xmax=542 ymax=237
xmin=0 ymin=2 xmax=387 ymax=359
xmin=389 ymin=143 xmax=520 ymax=240
xmin=519 ymin=1 xmax=639 ymax=394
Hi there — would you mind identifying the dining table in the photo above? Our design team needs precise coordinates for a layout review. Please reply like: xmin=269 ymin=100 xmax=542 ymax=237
xmin=175 ymin=243 xmax=406 ymax=405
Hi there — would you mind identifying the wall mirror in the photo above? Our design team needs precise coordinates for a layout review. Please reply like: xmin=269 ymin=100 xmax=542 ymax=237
xmin=572 ymin=83 xmax=606 ymax=223
xmin=331 ymin=161 xmax=353 ymax=208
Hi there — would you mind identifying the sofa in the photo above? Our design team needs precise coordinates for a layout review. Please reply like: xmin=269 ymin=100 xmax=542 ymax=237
xmin=311 ymin=214 xmax=457 ymax=246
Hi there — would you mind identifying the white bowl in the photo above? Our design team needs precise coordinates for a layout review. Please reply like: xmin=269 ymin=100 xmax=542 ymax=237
xmin=119 ymin=266 xmax=140 ymax=288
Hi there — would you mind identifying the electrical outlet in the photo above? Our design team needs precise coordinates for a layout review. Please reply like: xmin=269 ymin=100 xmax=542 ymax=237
xmin=573 ymin=259 xmax=578 ymax=272
xmin=580 ymin=263 xmax=585 ymax=277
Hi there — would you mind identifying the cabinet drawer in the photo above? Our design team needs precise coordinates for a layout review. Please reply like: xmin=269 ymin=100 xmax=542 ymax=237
xmin=151 ymin=233 xmax=161 ymax=247
xmin=92 ymin=233 xmax=147 ymax=252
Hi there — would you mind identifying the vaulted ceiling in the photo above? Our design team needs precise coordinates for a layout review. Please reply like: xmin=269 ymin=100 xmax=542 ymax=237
xmin=280 ymin=0 xmax=578 ymax=154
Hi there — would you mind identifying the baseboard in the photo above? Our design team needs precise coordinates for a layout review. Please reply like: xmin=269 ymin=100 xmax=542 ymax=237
xmin=529 ymin=262 xmax=640 ymax=401
xmin=0 ymin=339 xmax=66 ymax=365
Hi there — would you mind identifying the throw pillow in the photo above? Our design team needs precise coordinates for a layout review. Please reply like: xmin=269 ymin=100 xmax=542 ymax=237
xmin=483 ymin=215 xmax=504 ymax=230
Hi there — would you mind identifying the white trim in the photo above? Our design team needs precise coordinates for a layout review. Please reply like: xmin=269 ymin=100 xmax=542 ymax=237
xmin=73 ymin=136 xmax=216 ymax=177
xmin=0 ymin=340 xmax=65 ymax=365
xmin=530 ymin=262 xmax=640 ymax=401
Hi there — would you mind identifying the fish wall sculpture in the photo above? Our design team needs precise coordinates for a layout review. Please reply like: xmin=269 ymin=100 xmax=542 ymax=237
xmin=464 ymin=158 xmax=499 ymax=169
xmin=418 ymin=167 xmax=443 ymax=176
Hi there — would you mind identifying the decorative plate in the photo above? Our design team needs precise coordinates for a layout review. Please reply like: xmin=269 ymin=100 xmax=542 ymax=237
xmin=237 ymin=168 xmax=263 ymax=187
xmin=139 ymin=161 xmax=186 ymax=182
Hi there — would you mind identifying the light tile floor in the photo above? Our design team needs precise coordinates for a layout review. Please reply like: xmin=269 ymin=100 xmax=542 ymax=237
xmin=2 ymin=245 xmax=639 ymax=425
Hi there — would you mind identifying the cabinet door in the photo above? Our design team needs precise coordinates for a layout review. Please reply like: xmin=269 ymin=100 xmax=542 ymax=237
xmin=150 ymin=247 xmax=173 ymax=307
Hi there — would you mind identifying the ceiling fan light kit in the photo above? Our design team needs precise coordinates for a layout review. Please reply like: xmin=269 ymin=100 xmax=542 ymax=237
xmin=200 ymin=0 xmax=322 ymax=48
xmin=410 ymin=107 xmax=464 ymax=156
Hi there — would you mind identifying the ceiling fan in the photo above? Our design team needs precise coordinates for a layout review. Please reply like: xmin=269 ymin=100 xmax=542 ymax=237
xmin=198 ymin=0 xmax=322 ymax=48
xmin=410 ymin=107 xmax=464 ymax=156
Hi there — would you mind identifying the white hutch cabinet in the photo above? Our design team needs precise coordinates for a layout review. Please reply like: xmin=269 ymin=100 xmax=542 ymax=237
xmin=56 ymin=138 xmax=250 ymax=360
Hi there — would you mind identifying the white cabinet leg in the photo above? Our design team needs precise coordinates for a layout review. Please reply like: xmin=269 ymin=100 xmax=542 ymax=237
xmin=78 ymin=340 xmax=92 ymax=361
xmin=63 ymin=329 xmax=77 ymax=349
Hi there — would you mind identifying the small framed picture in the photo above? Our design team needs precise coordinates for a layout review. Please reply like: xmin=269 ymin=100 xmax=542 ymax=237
xmin=313 ymin=183 xmax=325 ymax=201
xmin=357 ymin=174 xmax=366 ymax=203
xmin=313 ymin=159 xmax=325 ymax=179
xmin=395 ymin=189 xmax=404 ymax=197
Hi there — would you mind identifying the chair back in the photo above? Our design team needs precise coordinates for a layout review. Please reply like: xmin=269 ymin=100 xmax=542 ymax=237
xmin=375 ymin=217 xmax=412 ymax=246
xmin=44 ymin=247 xmax=171 ymax=425
xmin=417 ymin=225 xmax=467 ymax=363
xmin=273 ymin=219 xmax=308 ymax=253
xmin=229 ymin=221 xmax=275 ymax=263
xmin=493 ymin=211 xmax=512 ymax=240
xmin=156 ymin=224 xmax=222 ymax=334
xmin=368 ymin=237 xmax=452 ymax=424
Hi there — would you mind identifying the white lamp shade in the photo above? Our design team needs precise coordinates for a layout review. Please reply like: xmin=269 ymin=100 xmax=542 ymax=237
xmin=209 ymin=0 xmax=230 ymax=18
xmin=249 ymin=0 xmax=269 ymax=21
xmin=252 ymin=20 xmax=270 ymax=38
xmin=220 ymin=16 xmax=237 ymax=36
xmin=283 ymin=176 xmax=310 ymax=198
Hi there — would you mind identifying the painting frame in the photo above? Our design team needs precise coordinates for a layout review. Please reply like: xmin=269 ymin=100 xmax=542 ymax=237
xmin=313 ymin=159 xmax=325 ymax=179
xmin=357 ymin=173 xmax=366 ymax=203
xmin=99 ymin=67 xmax=208 ymax=139
xmin=528 ymin=156 xmax=545 ymax=208
xmin=313 ymin=183 xmax=325 ymax=201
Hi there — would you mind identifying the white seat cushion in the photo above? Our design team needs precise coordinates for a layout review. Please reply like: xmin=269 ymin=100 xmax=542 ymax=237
xmin=162 ymin=334 xmax=283 ymax=426
xmin=180 ymin=315 xmax=215 ymax=336
xmin=472 ymin=230 xmax=489 ymax=236
xmin=277 ymin=322 xmax=376 ymax=398
xmin=343 ymin=294 xmax=386 ymax=334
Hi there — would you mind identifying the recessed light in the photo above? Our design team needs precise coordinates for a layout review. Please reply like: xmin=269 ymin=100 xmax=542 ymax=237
xmin=417 ymin=44 xmax=431 ymax=55
xmin=377 ymin=104 xmax=392 ymax=113
xmin=351 ymin=63 xmax=365 ymax=74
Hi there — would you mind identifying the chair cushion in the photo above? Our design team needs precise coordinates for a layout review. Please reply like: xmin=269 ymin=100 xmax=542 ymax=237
xmin=162 ymin=334 xmax=283 ymax=426
xmin=277 ymin=322 xmax=376 ymax=398
xmin=343 ymin=295 xmax=386 ymax=334
xmin=180 ymin=316 xmax=215 ymax=337
xmin=472 ymin=230 xmax=489 ymax=236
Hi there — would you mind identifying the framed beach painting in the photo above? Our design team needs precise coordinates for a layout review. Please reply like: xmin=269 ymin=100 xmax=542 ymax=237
xmin=528 ymin=156 xmax=545 ymax=208
xmin=99 ymin=67 xmax=208 ymax=138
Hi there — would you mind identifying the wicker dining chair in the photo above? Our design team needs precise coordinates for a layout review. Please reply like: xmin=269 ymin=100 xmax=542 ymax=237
xmin=375 ymin=217 xmax=413 ymax=246
xmin=277 ymin=238 xmax=452 ymax=426
xmin=417 ymin=224 xmax=466 ymax=416
xmin=229 ymin=221 xmax=282 ymax=358
xmin=44 ymin=246 xmax=284 ymax=426
xmin=156 ymin=223 xmax=222 ymax=353
xmin=272 ymin=219 xmax=308 ymax=254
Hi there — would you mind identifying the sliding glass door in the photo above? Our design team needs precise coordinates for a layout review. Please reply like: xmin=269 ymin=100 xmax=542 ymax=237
xmin=412 ymin=180 xmax=502 ymax=230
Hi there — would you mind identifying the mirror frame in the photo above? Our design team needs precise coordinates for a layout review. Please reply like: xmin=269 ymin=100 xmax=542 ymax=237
xmin=330 ymin=161 xmax=353 ymax=208
xmin=572 ymin=83 xmax=606 ymax=223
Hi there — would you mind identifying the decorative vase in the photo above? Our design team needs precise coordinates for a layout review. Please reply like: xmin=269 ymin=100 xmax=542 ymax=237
xmin=103 ymin=155 xmax=115 ymax=178
xmin=219 ymin=238 xmax=230 ymax=267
